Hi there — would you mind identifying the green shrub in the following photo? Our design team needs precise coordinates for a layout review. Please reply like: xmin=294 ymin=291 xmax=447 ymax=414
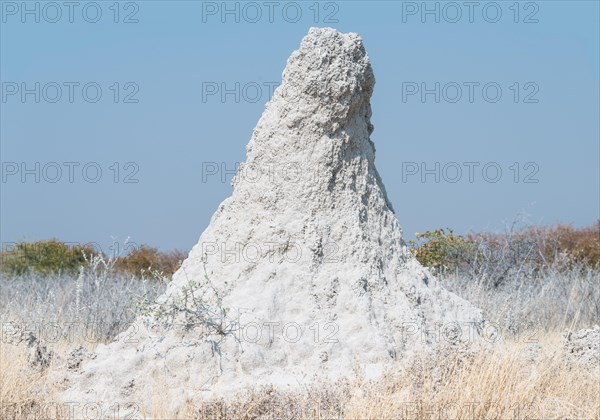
xmin=0 ymin=240 xmax=98 ymax=276
xmin=408 ymin=229 xmax=473 ymax=275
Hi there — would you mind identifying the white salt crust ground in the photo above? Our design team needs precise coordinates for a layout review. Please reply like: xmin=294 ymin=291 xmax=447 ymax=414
xmin=58 ymin=28 xmax=485 ymax=417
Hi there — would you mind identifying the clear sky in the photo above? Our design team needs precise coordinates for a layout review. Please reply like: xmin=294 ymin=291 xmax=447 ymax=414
xmin=1 ymin=1 xmax=599 ymax=253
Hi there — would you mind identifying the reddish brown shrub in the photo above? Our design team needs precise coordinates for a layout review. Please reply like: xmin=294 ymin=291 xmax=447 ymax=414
xmin=115 ymin=246 xmax=186 ymax=278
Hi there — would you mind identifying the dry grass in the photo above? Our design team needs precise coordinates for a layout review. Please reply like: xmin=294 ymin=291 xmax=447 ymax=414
xmin=1 ymin=333 xmax=598 ymax=419
xmin=175 ymin=333 xmax=599 ymax=419
xmin=1 ymin=344 xmax=42 ymax=418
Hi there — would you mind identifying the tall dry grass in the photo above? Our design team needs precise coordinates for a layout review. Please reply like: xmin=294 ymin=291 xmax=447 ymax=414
xmin=3 ymin=336 xmax=597 ymax=419
xmin=179 ymin=339 xmax=598 ymax=420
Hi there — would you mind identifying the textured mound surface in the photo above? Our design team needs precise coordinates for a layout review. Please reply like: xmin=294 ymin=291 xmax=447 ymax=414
xmin=60 ymin=28 xmax=484 ymax=415
xmin=562 ymin=326 xmax=600 ymax=373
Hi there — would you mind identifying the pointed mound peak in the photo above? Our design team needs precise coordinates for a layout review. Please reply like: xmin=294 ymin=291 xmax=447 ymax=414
xmin=283 ymin=27 xmax=374 ymax=105
xmin=241 ymin=28 xmax=377 ymax=201
xmin=274 ymin=28 xmax=375 ymax=120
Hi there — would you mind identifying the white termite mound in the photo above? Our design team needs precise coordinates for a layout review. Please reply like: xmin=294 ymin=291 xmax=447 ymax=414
xmin=60 ymin=27 xmax=485 ymax=416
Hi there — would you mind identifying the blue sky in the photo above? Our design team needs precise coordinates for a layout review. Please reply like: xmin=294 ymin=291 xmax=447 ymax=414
xmin=1 ymin=1 xmax=599 ymax=253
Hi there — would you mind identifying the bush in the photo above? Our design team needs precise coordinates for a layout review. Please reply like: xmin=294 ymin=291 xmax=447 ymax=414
xmin=407 ymin=229 xmax=472 ymax=275
xmin=538 ymin=221 xmax=600 ymax=268
xmin=0 ymin=240 xmax=98 ymax=276
xmin=0 ymin=241 xmax=186 ymax=279
xmin=114 ymin=246 xmax=186 ymax=278
xmin=409 ymin=221 xmax=600 ymax=287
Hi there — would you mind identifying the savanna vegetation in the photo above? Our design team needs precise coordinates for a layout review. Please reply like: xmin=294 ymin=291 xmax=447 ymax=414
xmin=1 ymin=221 xmax=598 ymax=419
